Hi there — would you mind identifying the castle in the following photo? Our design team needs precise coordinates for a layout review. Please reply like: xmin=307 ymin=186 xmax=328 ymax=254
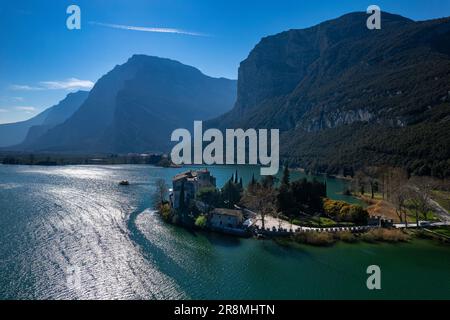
xmin=171 ymin=169 xmax=216 ymax=209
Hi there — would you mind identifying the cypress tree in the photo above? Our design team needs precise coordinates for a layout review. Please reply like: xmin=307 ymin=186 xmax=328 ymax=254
xmin=179 ymin=182 xmax=185 ymax=211
xmin=251 ymin=173 xmax=256 ymax=186
xmin=281 ymin=165 xmax=290 ymax=186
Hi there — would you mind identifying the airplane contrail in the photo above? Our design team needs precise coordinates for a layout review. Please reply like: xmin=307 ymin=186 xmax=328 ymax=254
xmin=89 ymin=21 xmax=208 ymax=37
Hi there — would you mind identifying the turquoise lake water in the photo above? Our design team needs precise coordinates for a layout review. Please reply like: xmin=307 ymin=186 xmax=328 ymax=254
xmin=0 ymin=164 xmax=449 ymax=299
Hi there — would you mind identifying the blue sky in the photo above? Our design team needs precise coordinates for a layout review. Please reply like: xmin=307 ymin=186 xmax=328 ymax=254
xmin=1 ymin=0 xmax=450 ymax=124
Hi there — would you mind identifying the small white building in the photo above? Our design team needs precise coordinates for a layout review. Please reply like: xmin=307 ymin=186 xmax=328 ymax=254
xmin=210 ymin=208 xmax=244 ymax=229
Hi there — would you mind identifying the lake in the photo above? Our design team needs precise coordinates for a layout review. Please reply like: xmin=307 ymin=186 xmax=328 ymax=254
xmin=0 ymin=164 xmax=449 ymax=299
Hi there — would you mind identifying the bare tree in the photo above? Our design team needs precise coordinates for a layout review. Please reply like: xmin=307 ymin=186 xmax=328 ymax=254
xmin=353 ymin=170 xmax=367 ymax=196
xmin=153 ymin=178 xmax=169 ymax=209
xmin=240 ymin=182 xmax=277 ymax=230
xmin=382 ymin=166 xmax=395 ymax=201
xmin=388 ymin=168 xmax=410 ymax=225
xmin=407 ymin=177 xmax=435 ymax=227
xmin=362 ymin=166 xmax=380 ymax=199
xmin=391 ymin=185 xmax=409 ymax=225
xmin=378 ymin=165 xmax=389 ymax=200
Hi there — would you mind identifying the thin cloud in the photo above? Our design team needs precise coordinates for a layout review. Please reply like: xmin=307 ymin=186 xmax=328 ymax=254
xmin=90 ymin=21 xmax=208 ymax=37
xmin=9 ymin=85 xmax=42 ymax=91
xmin=40 ymin=78 xmax=94 ymax=90
xmin=0 ymin=108 xmax=8 ymax=113
xmin=10 ymin=78 xmax=94 ymax=91
xmin=15 ymin=106 xmax=36 ymax=113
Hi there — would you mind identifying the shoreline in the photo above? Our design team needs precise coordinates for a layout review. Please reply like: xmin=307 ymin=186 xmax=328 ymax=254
xmin=0 ymin=154 xmax=357 ymax=182
xmin=156 ymin=210 xmax=450 ymax=248
xmin=290 ymin=167 xmax=353 ymax=181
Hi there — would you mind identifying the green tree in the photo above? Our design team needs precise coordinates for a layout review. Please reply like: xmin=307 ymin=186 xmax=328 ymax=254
xmin=221 ymin=180 xmax=241 ymax=209
xmin=290 ymin=178 xmax=326 ymax=213
xmin=277 ymin=166 xmax=295 ymax=215
xmin=261 ymin=175 xmax=275 ymax=189
xmin=277 ymin=183 xmax=295 ymax=215
xmin=281 ymin=164 xmax=290 ymax=187
xmin=197 ymin=187 xmax=221 ymax=214
xmin=348 ymin=205 xmax=369 ymax=225
xmin=250 ymin=173 xmax=256 ymax=187
xmin=179 ymin=182 xmax=186 ymax=211
xmin=323 ymin=199 xmax=368 ymax=225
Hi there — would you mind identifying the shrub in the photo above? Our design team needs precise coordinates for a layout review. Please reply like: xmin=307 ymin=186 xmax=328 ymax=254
xmin=323 ymin=199 xmax=368 ymax=224
xmin=293 ymin=232 xmax=336 ymax=246
xmin=159 ymin=203 xmax=172 ymax=221
xmin=361 ymin=228 xmax=409 ymax=243
xmin=323 ymin=199 xmax=346 ymax=217
xmin=347 ymin=205 xmax=369 ymax=225
xmin=336 ymin=231 xmax=357 ymax=243
xmin=195 ymin=215 xmax=208 ymax=229
xmin=360 ymin=230 xmax=377 ymax=243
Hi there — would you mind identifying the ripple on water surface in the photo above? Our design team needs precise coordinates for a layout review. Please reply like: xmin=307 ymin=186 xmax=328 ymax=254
xmin=1 ymin=165 xmax=449 ymax=300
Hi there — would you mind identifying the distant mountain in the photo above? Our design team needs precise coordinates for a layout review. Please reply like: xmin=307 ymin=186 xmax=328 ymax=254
xmin=0 ymin=91 xmax=89 ymax=148
xmin=25 ymin=55 xmax=236 ymax=153
xmin=209 ymin=12 xmax=450 ymax=177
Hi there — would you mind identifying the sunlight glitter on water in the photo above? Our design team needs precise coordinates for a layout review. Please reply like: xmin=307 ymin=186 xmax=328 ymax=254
xmin=20 ymin=166 xmax=116 ymax=181
xmin=1 ymin=165 xmax=449 ymax=300
xmin=0 ymin=165 xmax=185 ymax=299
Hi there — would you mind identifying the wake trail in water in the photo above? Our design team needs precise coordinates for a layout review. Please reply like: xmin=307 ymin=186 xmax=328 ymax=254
xmin=126 ymin=208 xmax=188 ymax=299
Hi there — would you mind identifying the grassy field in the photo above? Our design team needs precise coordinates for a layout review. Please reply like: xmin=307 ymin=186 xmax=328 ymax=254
xmin=431 ymin=226 xmax=450 ymax=238
xmin=431 ymin=190 xmax=450 ymax=212
xmin=359 ymin=193 xmax=445 ymax=223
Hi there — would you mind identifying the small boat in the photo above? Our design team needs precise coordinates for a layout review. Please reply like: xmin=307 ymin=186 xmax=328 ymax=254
xmin=119 ymin=180 xmax=130 ymax=186
xmin=255 ymin=232 xmax=268 ymax=240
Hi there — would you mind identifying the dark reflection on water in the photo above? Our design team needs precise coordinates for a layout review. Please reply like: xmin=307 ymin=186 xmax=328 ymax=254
xmin=127 ymin=208 xmax=197 ymax=299
xmin=259 ymin=240 xmax=312 ymax=259
xmin=203 ymin=232 xmax=242 ymax=247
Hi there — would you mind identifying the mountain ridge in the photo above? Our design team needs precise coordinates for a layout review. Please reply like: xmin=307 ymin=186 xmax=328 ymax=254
xmin=23 ymin=55 xmax=237 ymax=153
xmin=208 ymin=11 xmax=450 ymax=177
xmin=5 ymin=12 xmax=450 ymax=176
xmin=0 ymin=90 xmax=89 ymax=148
